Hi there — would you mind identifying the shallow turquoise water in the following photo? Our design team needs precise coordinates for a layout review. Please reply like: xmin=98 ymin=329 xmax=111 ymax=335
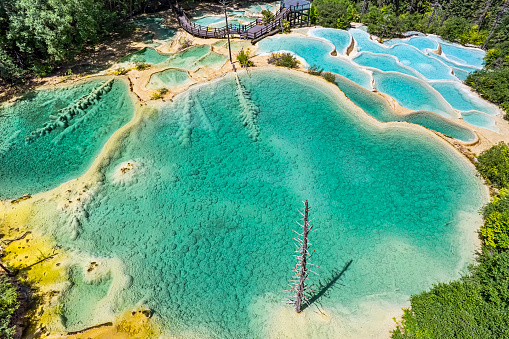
xmin=191 ymin=16 xmax=225 ymax=26
xmin=132 ymin=17 xmax=176 ymax=41
xmin=353 ymin=52 xmax=424 ymax=78
xmin=52 ymin=70 xmax=484 ymax=337
xmin=436 ymin=40 xmax=485 ymax=68
xmin=348 ymin=29 xmax=458 ymax=80
xmin=335 ymin=75 xmax=476 ymax=142
xmin=451 ymin=67 xmax=470 ymax=81
xmin=383 ymin=35 xmax=485 ymax=68
xmin=404 ymin=111 xmax=476 ymax=139
xmin=0 ymin=79 xmax=134 ymax=198
xmin=164 ymin=45 xmax=213 ymax=71
xmin=462 ymin=110 xmax=498 ymax=132
xmin=257 ymin=36 xmax=372 ymax=89
xmin=348 ymin=28 xmax=389 ymax=54
xmin=310 ymin=28 xmax=352 ymax=54
xmin=373 ymin=71 xmax=457 ymax=118
xmin=147 ymin=69 xmax=193 ymax=89
xmin=384 ymin=36 xmax=438 ymax=51
xmin=199 ymin=51 xmax=228 ymax=68
xmin=428 ymin=53 xmax=481 ymax=73
xmin=121 ymin=47 xmax=169 ymax=65
xmin=263 ymin=28 xmax=494 ymax=135
xmin=388 ymin=44 xmax=458 ymax=80
xmin=430 ymin=81 xmax=499 ymax=115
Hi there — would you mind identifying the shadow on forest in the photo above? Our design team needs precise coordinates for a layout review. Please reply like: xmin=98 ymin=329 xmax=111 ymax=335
xmin=302 ymin=259 xmax=353 ymax=311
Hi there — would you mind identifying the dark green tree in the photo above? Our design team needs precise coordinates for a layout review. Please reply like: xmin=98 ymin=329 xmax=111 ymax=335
xmin=0 ymin=276 xmax=19 ymax=339
xmin=312 ymin=0 xmax=354 ymax=28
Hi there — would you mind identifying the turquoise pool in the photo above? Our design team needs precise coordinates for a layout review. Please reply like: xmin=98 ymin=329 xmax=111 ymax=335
xmin=310 ymin=28 xmax=352 ymax=55
xmin=430 ymin=81 xmax=499 ymax=116
xmin=132 ymin=17 xmax=176 ymax=41
xmin=335 ymin=75 xmax=476 ymax=142
xmin=0 ymin=79 xmax=135 ymax=198
xmin=49 ymin=69 xmax=486 ymax=337
xmin=258 ymin=35 xmax=373 ymax=89
xmin=121 ymin=47 xmax=169 ymax=65
xmin=372 ymin=71 xmax=458 ymax=118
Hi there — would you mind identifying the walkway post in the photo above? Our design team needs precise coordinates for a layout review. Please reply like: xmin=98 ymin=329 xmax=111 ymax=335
xmin=220 ymin=0 xmax=233 ymax=63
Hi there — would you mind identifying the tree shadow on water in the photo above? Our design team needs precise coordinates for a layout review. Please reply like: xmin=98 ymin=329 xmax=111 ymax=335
xmin=302 ymin=259 xmax=353 ymax=312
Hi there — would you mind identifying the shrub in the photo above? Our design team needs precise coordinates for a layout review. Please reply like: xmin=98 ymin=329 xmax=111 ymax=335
xmin=322 ymin=72 xmax=336 ymax=83
xmin=476 ymin=142 xmax=509 ymax=188
xmin=308 ymin=64 xmax=323 ymax=76
xmin=438 ymin=16 xmax=471 ymax=42
xmin=399 ymin=12 xmax=426 ymax=33
xmin=261 ymin=10 xmax=274 ymax=25
xmin=132 ymin=56 xmax=150 ymax=71
xmin=32 ymin=64 xmax=54 ymax=78
xmin=0 ymin=48 xmax=26 ymax=83
xmin=0 ymin=276 xmax=19 ymax=339
xmin=481 ymin=211 xmax=509 ymax=249
xmin=336 ymin=17 xmax=348 ymax=29
xmin=282 ymin=19 xmax=291 ymax=33
xmin=459 ymin=25 xmax=488 ymax=45
xmin=484 ymin=189 xmax=509 ymax=218
xmin=392 ymin=250 xmax=509 ymax=338
xmin=466 ymin=67 xmax=509 ymax=114
xmin=179 ymin=38 xmax=193 ymax=51
xmin=110 ymin=67 xmax=129 ymax=75
xmin=151 ymin=88 xmax=167 ymax=100
xmin=483 ymin=42 xmax=509 ymax=69
xmin=309 ymin=5 xmax=318 ymax=25
xmin=362 ymin=5 xmax=403 ymax=38
xmin=486 ymin=48 xmax=503 ymax=66
xmin=346 ymin=4 xmax=359 ymax=22
xmin=237 ymin=48 xmax=254 ymax=68
xmin=268 ymin=53 xmax=299 ymax=68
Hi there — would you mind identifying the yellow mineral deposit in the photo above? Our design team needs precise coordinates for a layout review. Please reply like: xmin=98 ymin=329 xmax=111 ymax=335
xmin=45 ymin=306 xmax=163 ymax=339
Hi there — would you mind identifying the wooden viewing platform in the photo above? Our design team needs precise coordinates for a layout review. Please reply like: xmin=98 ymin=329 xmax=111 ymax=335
xmin=173 ymin=0 xmax=311 ymax=44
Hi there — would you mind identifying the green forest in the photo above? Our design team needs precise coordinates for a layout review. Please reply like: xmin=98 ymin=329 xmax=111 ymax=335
xmin=0 ymin=0 xmax=171 ymax=83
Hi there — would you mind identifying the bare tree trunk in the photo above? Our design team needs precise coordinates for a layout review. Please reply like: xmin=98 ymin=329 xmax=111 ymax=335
xmin=220 ymin=0 xmax=232 ymax=63
xmin=408 ymin=0 xmax=415 ymax=13
xmin=440 ymin=0 xmax=454 ymax=26
xmin=294 ymin=200 xmax=310 ymax=313
xmin=394 ymin=0 xmax=400 ymax=15
xmin=477 ymin=0 xmax=494 ymax=31
xmin=483 ymin=0 xmax=509 ymax=49
xmin=0 ymin=262 xmax=14 ymax=276
xmin=426 ymin=1 xmax=440 ymax=30
xmin=362 ymin=0 xmax=369 ymax=14
xmin=284 ymin=200 xmax=318 ymax=313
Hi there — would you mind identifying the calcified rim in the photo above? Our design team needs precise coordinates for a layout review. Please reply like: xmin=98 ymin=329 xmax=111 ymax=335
xmin=6 ymin=67 xmax=483 ymax=205
xmin=0 ymin=66 xmax=490 ymax=339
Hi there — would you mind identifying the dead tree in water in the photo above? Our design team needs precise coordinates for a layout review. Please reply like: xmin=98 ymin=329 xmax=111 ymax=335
xmin=284 ymin=199 xmax=318 ymax=313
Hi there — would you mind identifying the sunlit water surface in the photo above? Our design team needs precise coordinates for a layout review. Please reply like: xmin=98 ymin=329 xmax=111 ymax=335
xmin=42 ymin=70 xmax=486 ymax=337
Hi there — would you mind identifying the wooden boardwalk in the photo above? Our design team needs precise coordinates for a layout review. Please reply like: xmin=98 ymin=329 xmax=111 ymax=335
xmin=174 ymin=0 xmax=311 ymax=43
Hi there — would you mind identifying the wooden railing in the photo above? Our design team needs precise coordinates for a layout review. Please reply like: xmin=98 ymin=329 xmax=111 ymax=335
xmin=245 ymin=8 xmax=291 ymax=40
xmin=283 ymin=4 xmax=311 ymax=11
xmin=174 ymin=5 xmax=291 ymax=40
